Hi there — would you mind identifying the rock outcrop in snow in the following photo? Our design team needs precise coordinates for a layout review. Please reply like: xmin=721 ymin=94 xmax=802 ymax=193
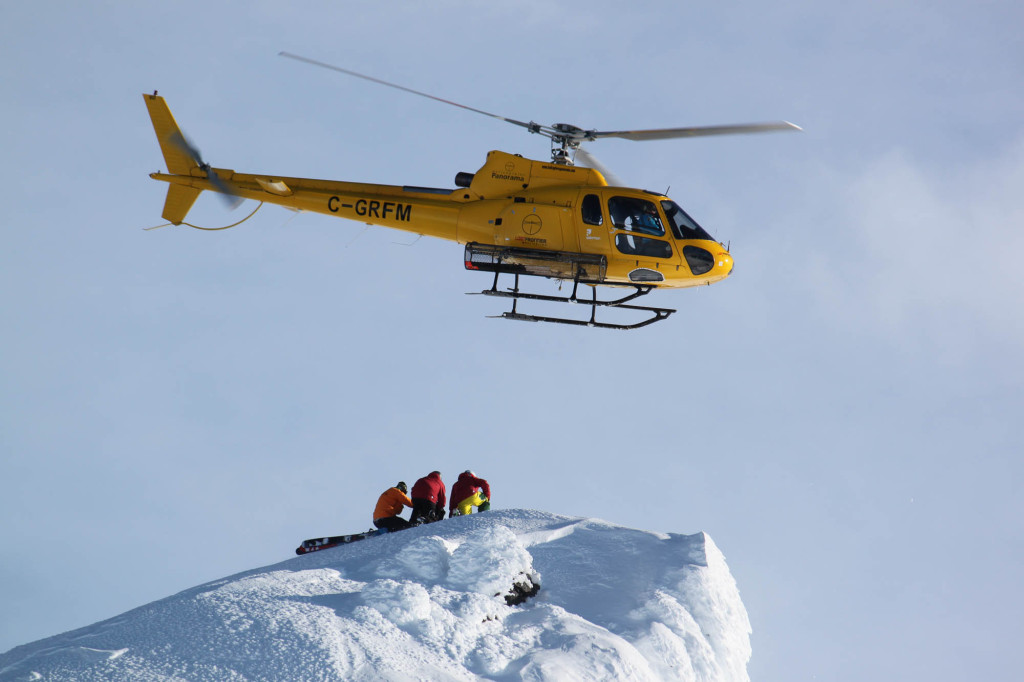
xmin=0 ymin=510 xmax=751 ymax=681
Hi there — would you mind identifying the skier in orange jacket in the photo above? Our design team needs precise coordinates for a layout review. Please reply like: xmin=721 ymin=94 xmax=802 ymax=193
xmin=373 ymin=482 xmax=413 ymax=532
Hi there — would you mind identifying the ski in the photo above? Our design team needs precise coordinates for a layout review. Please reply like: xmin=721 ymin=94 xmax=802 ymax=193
xmin=295 ymin=530 xmax=380 ymax=555
xmin=295 ymin=516 xmax=453 ymax=555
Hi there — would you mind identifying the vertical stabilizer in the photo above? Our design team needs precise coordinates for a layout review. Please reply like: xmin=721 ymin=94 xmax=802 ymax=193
xmin=143 ymin=93 xmax=198 ymax=176
xmin=145 ymin=93 xmax=203 ymax=224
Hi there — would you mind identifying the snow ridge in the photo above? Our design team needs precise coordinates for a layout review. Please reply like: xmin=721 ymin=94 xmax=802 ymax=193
xmin=0 ymin=510 xmax=751 ymax=681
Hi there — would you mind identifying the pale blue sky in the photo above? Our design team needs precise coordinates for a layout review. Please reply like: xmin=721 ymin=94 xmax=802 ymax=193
xmin=2 ymin=2 xmax=1022 ymax=680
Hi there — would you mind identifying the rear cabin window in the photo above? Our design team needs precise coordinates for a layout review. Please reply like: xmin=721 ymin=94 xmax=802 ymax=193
xmin=608 ymin=196 xmax=665 ymax=236
xmin=581 ymin=194 xmax=603 ymax=226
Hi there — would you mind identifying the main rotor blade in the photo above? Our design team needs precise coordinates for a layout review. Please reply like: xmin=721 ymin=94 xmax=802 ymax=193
xmin=590 ymin=121 xmax=802 ymax=142
xmin=279 ymin=52 xmax=538 ymax=133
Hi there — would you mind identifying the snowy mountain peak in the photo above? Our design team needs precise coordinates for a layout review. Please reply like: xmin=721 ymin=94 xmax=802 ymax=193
xmin=0 ymin=510 xmax=751 ymax=681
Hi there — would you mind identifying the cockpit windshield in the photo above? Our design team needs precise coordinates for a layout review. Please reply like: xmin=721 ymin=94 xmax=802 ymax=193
xmin=661 ymin=200 xmax=714 ymax=241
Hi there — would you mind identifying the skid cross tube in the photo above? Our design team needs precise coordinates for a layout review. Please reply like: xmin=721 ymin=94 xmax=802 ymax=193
xmin=470 ymin=272 xmax=676 ymax=330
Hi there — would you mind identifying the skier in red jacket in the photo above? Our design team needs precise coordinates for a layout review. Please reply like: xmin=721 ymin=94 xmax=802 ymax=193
xmin=410 ymin=471 xmax=446 ymax=524
xmin=450 ymin=471 xmax=491 ymax=517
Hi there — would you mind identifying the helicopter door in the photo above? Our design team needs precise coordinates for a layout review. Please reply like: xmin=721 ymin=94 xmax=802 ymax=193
xmin=606 ymin=194 xmax=682 ymax=282
xmin=494 ymin=202 xmax=565 ymax=251
xmin=577 ymin=192 xmax=611 ymax=255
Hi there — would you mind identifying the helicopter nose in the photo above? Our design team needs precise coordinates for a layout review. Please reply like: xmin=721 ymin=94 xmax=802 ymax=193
xmin=716 ymin=251 xmax=734 ymax=275
xmin=683 ymin=245 xmax=732 ymax=277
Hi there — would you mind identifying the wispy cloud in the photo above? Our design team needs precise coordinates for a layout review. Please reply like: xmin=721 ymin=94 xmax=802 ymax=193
xmin=804 ymin=137 xmax=1024 ymax=362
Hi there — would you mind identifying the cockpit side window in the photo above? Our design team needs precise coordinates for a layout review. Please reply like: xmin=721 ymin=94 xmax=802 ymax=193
xmin=581 ymin=194 xmax=603 ymax=226
xmin=661 ymin=200 xmax=714 ymax=241
xmin=615 ymin=234 xmax=673 ymax=258
xmin=608 ymin=196 xmax=665 ymax=236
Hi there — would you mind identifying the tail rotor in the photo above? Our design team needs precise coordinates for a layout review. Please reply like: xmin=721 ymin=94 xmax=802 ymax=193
xmin=167 ymin=131 xmax=244 ymax=210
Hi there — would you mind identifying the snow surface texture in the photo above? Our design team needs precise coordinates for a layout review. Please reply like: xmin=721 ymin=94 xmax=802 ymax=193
xmin=0 ymin=510 xmax=751 ymax=681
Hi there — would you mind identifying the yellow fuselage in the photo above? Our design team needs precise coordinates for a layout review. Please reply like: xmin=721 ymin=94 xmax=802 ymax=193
xmin=146 ymin=94 xmax=732 ymax=289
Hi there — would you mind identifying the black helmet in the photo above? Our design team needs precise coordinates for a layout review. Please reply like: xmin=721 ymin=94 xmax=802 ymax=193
xmin=396 ymin=481 xmax=408 ymax=494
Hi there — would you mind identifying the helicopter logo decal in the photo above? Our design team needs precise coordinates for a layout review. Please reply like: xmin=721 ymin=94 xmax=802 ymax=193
xmin=522 ymin=214 xmax=542 ymax=235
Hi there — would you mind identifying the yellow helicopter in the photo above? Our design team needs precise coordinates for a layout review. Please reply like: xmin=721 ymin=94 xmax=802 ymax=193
xmin=145 ymin=53 xmax=799 ymax=329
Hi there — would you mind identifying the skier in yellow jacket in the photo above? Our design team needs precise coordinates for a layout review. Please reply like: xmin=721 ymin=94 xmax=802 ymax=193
xmin=373 ymin=482 xmax=414 ymax=532
xmin=449 ymin=471 xmax=491 ymax=517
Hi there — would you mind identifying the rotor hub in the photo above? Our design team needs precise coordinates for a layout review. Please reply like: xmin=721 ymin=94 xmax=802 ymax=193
xmin=548 ymin=123 xmax=592 ymax=165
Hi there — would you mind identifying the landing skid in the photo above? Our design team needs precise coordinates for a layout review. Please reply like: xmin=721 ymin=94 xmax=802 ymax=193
xmin=471 ymin=272 xmax=675 ymax=330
